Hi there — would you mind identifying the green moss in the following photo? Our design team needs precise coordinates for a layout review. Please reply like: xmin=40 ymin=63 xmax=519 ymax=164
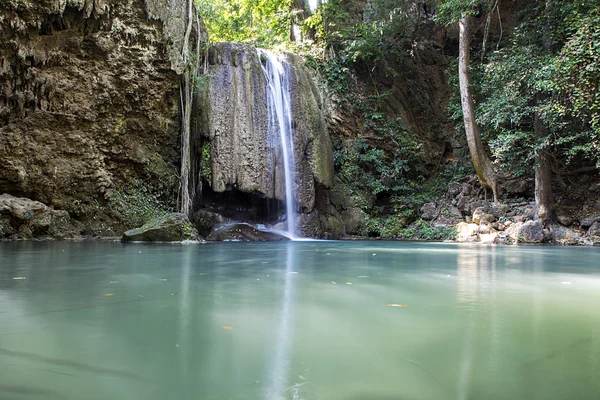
xmin=107 ymin=178 xmax=172 ymax=229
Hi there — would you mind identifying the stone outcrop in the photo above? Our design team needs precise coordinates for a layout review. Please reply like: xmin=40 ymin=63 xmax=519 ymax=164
xmin=206 ymin=223 xmax=289 ymax=242
xmin=200 ymin=42 xmax=334 ymax=219
xmin=122 ymin=213 xmax=199 ymax=242
xmin=0 ymin=0 xmax=205 ymax=236
xmin=0 ymin=193 xmax=79 ymax=239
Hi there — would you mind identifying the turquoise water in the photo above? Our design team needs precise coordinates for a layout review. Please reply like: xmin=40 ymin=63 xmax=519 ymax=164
xmin=1 ymin=241 xmax=599 ymax=400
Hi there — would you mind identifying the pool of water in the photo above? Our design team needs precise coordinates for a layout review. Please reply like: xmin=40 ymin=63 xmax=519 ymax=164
xmin=1 ymin=241 xmax=599 ymax=400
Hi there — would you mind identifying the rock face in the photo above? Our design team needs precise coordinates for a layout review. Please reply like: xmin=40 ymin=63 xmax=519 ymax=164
xmin=0 ymin=193 xmax=79 ymax=239
xmin=0 ymin=0 xmax=205 ymax=236
xmin=200 ymin=43 xmax=334 ymax=223
xmin=122 ymin=213 xmax=199 ymax=242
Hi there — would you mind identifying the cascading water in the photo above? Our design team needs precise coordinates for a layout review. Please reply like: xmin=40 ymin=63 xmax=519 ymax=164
xmin=258 ymin=49 xmax=298 ymax=238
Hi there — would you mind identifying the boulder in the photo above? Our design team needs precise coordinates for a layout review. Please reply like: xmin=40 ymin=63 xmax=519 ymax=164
xmin=122 ymin=213 xmax=199 ymax=242
xmin=479 ymin=232 xmax=498 ymax=244
xmin=472 ymin=207 xmax=495 ymax=224
xmin=0 ymin=193 xmax=78 ymax=239
xmin=580 ymin=215 xmax=599 ymax=228
xmin=420 ymin=202 xmax=438 ymax=221
xmin=589 ymin=221 xmax=600 ymax=237
xmin=192 ymin=210 xmax=231 ymax=237
xmin=206 ymin=223 xmax=289 ymax=241
xmin=478 ymin=220 xmax=494 ymax=235
xmin=448 ymin=182 xmax=462 ymax=197
xmin=469 ymin=201 xmax=488 ymax=215
xmin=556 ymin=209 xmax=574 ymax=227
xmin=517 ymin=220 xmax=545 ymax=243
xmin=455 ymin=222 xmax=479 ymax=242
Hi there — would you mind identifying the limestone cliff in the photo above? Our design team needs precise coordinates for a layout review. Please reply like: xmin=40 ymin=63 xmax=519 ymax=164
xmin=0 ymin=0 xmax=205 ymax=238
xmin=200 ymin=43 xmax=333 ymax=221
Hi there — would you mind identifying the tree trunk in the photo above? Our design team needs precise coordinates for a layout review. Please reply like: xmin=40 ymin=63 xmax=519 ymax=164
xmin=534 ymin=140 xmax=554 ymax=224
xmin=291 ymin=0 xmax=309 ymax=43
xmin=458 ymin=13 xmax=499 ymax=202
xmin=534 ymin=0 xmax=555 ymax=225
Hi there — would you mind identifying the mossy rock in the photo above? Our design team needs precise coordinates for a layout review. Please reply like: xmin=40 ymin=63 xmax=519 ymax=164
xmin=122 ymin=213 xmax=199 ymax=242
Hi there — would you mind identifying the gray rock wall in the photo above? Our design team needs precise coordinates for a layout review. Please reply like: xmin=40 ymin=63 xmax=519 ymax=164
xmin=202 ymin=43 xmax=333 ymax=215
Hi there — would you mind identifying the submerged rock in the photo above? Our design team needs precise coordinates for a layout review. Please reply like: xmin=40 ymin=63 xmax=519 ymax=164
xmin=206 ymin=224 xmax=289 ymax=242
xmin=122 ymin=213 xmax=199 ymax=242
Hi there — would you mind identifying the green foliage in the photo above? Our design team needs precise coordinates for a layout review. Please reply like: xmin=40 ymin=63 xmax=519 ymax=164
xmin=195 ymin=0 xmax=295 ymax=47
xmin=364 ymin=216 xmax=456 ymax=240
xmin=445 ymin=0 xmax=600 ymax=176
xmin=554 ymin=7 xmax=600 ymax=164
xmin=107 ymin=179 xmax=172 ymax=228
xmin=304 ymin=0 xmax=423 ymax=66
xmin=437 ymin=0 xmax=483 ymax=25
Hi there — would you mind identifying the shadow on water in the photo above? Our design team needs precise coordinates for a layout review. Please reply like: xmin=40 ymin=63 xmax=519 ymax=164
xmin=522 ymin=337 xmax=594 ymax=368
xmin=0 ymin=384 xmax=61 ymax=397
xmin=0 ymin=347 xmax=146 ymax=382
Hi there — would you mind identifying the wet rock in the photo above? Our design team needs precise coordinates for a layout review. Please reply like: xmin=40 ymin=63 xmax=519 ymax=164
xmin=206 ymin=224 xmax=289 ymax=241
xmin=517 ymin=220 xmax=545 ymax=243
xmin=122 ymin=213 xmax=199 ymax=242
xmin=420 ymin=202 xmax=438 ymax=221
xmin=0 ymin=193 xmax=78 ymax=239
xmin=204 ymin=43 xmax=333 ymax=213
xmin=298 ymin=211 xmax=322 ymax=238
xmin=192 ymin=210 xmax=231 ymax=237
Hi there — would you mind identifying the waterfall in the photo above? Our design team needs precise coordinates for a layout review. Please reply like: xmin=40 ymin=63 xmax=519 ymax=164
xmin=258 ymin=49 xmax=298 ymax=237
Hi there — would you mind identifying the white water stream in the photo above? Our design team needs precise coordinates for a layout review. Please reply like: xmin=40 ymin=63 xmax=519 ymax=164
xmin=258 ymin=49 xmax=298 ymax=238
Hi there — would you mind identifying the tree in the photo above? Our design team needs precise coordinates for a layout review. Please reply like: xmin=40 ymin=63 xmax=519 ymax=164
xmin=458 ymin=12 xmax=499 ymax=202
xmin=439 ymin=1 xmax=500 ymax=202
